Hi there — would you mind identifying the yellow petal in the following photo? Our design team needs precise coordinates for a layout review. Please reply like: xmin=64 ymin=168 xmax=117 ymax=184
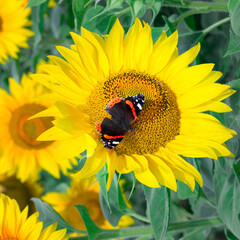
xmin=158 ymin=43 xmax=200 ymax=82
xmin=135 ymin=168 xmax=160 ymax=188
xmin=168 ymin=63 xmax=214 ymax=95
xmin=105 ymin=19 xmax=124 ymax=73
xmin=148 ymin=31 xmax=178 ymax=75
xmin=81 ymin=27 xmax=109 ymax=77
xmin=145 ymin=154 xmax=177 ymax=191
xmin=73 ymin=145 xmax=107 ymax=179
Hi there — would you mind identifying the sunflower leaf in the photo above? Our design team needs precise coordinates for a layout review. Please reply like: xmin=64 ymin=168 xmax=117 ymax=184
xmin=177 ymin=181 xmax=197 ymax=199
xmin=228 ymin=0 xmax=240 ymax=36
xmin=225 ymin=228 xmax=239 ymax=240
xmin=97 ymin=165 xmax=111 ymax=211
xmin=27 ymin=0 xmax=47 ymax=7
xmin=99 ymin=175 xmax=130 ymax=226
xmin=214 ymin=162 xmax=240 ymax=238
xmin=143 ymin=186 xmax=170 ymax=240
xmin=72 ymin=0 xmax=90 ymax=31
xmin=225 ymin=27 xmax=240 ymax=56
xmin=75 ymin=205 xmax=102 ymax=239
xmin=32 ymin=198 xmax=83 ymax=234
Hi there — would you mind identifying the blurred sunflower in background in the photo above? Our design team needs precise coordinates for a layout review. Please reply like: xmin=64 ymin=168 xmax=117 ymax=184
xmin=42 ymin=176 xmax=134 ymax=234
xmin=0 ymin=0 xmax=33 ymax=64
xmin=0 ymin=193 xmax=69 ymax=240
xmin=0 ymin=63 xmax=73 ymax=182
xmin=0 ymin=174 xmax=43 ymax=215
xmin=33 ymin=18 xmax=236 ymax=191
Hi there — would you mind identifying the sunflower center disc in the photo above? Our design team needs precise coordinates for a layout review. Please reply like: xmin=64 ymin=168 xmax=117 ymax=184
xmin=87 ymin=71 xmax=181 ymax=155
xmin=9 ymin=103 xmax=54 ymax=149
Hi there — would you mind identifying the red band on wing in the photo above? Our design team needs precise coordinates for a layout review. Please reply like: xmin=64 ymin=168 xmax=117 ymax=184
xmin=125 ymin=100 xmax=137 ymax=119
xmin=103 ymin=134 xmax=125 ymax=139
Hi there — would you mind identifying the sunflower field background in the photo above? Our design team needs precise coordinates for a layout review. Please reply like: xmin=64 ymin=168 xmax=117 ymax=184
xmin=1 ymin=0 xmax=240 ymax=239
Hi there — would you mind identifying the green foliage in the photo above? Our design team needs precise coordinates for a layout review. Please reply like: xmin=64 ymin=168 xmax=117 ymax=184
xmin=1 ymin=0 xmax=240 ymax=239
xmin=72 ymin=0 xmax=90 ymax=31
xmin=143 ymin=186 xmax=170 ymax=240
xmin=27 ymin=0 xmax=47 ymax=7
xmin=32 ymin=198 xmax=84 ymax=234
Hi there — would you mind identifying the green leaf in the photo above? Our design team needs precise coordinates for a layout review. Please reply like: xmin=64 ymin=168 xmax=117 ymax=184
xmin=72 ymin=0 xmax=90 ymax=31
xmin=132 ymin=0 xmax=145 ymax=18
xmin=162 ymin=15 xmax=177 ymax=35
xmin=32 ymin=198 xmax=83 ymax=234
xmin=27 ymin=0 xmax=47 ymax=7
xmin=107 ymin=0 xmax=125 ymax=10
xmin=143 ymin=186 xmax=170 ymax=240
xmin=228 ymin=0 xmax=239 ymax=12
xmin=216 ymin=170 xmax=240 ymax=238
xmin=31 ymin=2 xmax=48 ymax=48
xmin=146 ymin=0 xmax=162 ymax=24
xmin=151 ymin=27 xmax=165 ymax=43
xmin=225 ymin=228 xmax=239 ymax=240
xmin=177 ymin=181 xmax=197 ymax=200
xmin=67 ymin=154 xmax=86 ymax=174
xmin=75 ymin=205 xmax=102 ymax=240
xmin=228 ymin=0 xmax=240 ymax=36
xmin=82 ymin=5 xmax=108 ymax=34
xmin=225 ymin=27 xmax=240 ymax=56
xmin=228 ymin=78 xmax=240 ymax=90
xmin=99 ymin=175 xmax=130 ymax=226
xmin=97 ymin=165 xmax=110 ymax=211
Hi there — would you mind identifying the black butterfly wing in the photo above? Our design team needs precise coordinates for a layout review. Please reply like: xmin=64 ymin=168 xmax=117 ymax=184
xmin=105 ymin=100 xmax=134 ymax=131
xmin=100 ymin=117 xmax=126 ymax=149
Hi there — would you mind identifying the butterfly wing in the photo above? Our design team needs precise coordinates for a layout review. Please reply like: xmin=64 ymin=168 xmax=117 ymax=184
xmin=96 ymin=117 xmax=126 ymax=149
xmin=105 ymin=100 xmax=134 ymax=131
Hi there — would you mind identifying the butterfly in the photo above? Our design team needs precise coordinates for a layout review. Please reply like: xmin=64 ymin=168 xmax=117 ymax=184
xmin=95 ymin=93 xmax=144 ymax=149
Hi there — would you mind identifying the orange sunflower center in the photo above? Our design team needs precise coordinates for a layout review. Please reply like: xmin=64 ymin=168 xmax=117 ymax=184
xmin=86 ymin=71 xmax=181 ymax=155
xmin=9 ymin=103 xmax=54 ymax=149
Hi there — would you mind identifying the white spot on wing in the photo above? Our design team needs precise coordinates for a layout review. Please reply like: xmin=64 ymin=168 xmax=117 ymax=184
xmin=137 ymin=103 xmax=142 ymax=110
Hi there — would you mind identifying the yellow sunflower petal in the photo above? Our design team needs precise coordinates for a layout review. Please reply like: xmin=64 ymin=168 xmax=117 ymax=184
xmin=148 ymin=31 xmax=178 ymax=75
xmin=81 ymin=27 xmax=109 ymax=77
xmin=146 ymin=154 xmax=177 ymax=191
xmin=135 ymin=168 xmax=160 ymax=188
xmin=73 ymin=145 xmax=107 ymax=179
xmin=157 ymin=42 xmax=200 ymax=81
xmin=105 ymin=19 xmax=124 ymax=73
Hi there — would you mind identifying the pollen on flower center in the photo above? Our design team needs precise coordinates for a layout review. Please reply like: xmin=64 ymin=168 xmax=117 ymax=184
xmin=87 ymin=71 xmax=181 ymax=155
xmin=9 ymin=103 xmax=54 ymax=149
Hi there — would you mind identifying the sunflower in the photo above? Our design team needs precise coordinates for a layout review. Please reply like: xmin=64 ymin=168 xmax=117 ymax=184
xmin=0 ymin=174 xmax=43 ymax=215
xmin=33 ymin=18 xmax=236 ymax=191
xmin=0 ymin=67 xmax=73 ymax=182
xmin=42 ymin=176 xmax=134 ymax=233
xmin=0 ymin=0 xmax=33 ymax=64
xmin=0 ymin=193 xmax=69 ymax=240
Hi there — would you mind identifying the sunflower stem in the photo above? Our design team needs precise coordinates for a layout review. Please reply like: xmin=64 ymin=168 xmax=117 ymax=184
xmin=175 ymin=8 xmax=211 ymax=26
xmin=179 ymin=227 xmax=208 ymax=240
xmin=162 ymin=0 xmax=228 ymax=12
xmin=69 ymin=217 xmax=223 ymax=240
xmin=202 ymin=17 xmax=230 ymax=35
xmin=128 ymin=211 xmax=150 ymax=223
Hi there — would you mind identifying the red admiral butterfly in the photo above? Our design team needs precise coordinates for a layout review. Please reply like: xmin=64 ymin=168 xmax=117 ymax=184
xmin=95 ymin=93 xmax=145 ymax=149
